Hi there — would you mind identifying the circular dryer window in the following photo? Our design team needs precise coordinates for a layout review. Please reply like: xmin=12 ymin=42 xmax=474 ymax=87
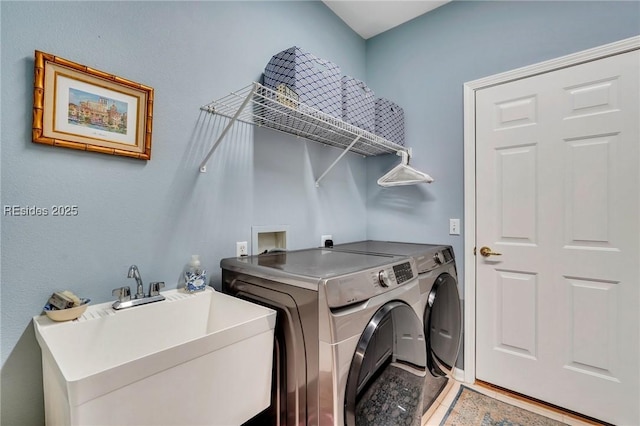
xmin=344 ymin=301 xmax=426 ymax=426
xmin=425 ymin=273 xmax=462 ymax=377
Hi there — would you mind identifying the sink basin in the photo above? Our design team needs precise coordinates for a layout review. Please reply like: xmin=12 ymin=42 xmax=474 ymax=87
xmin=34 ymin=287 xmax=276 ymax=425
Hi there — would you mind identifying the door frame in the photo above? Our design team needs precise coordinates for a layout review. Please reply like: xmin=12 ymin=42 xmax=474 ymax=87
xmin=462 ymin=35 xmax=640 ymax=385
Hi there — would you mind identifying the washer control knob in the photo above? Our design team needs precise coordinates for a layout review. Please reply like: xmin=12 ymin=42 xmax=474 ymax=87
xmin=434 ymin=252 xmax=444 ymax=264
xmin=378 ymin=269 xmax=390 ymax=287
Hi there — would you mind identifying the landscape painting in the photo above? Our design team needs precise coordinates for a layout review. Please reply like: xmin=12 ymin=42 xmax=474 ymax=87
xmin=68 ymin=88 xmax=129 ymax=135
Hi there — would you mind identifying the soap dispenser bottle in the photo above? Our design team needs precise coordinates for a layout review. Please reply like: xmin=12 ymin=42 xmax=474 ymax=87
xmin=183 ymin=255 xmax=208 ymax=293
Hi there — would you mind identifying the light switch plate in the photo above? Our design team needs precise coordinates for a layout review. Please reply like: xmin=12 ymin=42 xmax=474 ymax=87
xmin=449 ymin=219 xmax=460 ymax=235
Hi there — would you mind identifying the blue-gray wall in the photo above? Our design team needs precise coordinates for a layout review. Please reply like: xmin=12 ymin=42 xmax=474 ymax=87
xmin=1 ymin=2 xmax=367 ymax=424
xmin=2 ymin=1 xmax=639 ymax=424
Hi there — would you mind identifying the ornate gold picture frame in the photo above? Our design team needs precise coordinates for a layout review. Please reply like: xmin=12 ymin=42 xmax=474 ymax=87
xmin=33 ymin=50 xmax=153 ymax=160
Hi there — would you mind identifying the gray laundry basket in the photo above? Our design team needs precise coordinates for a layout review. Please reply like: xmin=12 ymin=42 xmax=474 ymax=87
xmin=263 ymin=46 xmax=342 ymax=119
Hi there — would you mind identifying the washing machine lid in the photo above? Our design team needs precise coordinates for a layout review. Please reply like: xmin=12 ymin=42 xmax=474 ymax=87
xmin=255 ymin=248 xmax=405 ymax=277
xmin=222 ymin=248 xmax=405 ymax=278
xmin=221 ymin=248 xmax=418 ymax=300
xmin=332 ymin=240 xmax=441 ymax=255
xmin=331 ymin=240 xmax=454 ymax=273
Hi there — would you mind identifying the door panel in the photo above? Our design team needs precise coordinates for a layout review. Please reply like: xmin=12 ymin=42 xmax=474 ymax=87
xmin=495 ymin=270 xmax=537 ymax=359
xmin=475 ymin=50 xmax=639 ymax=425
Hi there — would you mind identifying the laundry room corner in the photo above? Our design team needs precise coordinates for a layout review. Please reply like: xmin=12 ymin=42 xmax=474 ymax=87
xmin=364 ymin=0 xmax=640 ymax=375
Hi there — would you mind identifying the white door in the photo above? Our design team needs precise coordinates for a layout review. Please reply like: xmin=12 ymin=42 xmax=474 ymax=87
xmin=475 ymin=50 xmax=639 ymax=425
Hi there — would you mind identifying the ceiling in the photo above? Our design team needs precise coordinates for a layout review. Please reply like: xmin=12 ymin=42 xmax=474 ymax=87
xmin=322 ymin=1 xmax=450 ymax=39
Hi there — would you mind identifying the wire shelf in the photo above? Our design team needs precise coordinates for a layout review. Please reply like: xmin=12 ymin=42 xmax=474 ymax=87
xmin=200 ymin=82 xmax=406 ymax=158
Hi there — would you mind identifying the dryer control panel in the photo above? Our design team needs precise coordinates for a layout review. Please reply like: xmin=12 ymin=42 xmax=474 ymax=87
xmin=416 ymin=246 xmax=455 ymax=274
xmin=323 ymin=259 xmax=417 ymax=308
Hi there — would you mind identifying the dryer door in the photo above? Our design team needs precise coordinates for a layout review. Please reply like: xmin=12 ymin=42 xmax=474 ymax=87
xmin=424 ymin=273 xmax=462 ymax=377
xmin=344 ymin=301 xmax=426 ymax=426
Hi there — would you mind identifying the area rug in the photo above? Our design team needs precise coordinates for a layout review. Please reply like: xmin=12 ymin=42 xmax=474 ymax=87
xmin=440 ymin=386 xmax=568 ymax=426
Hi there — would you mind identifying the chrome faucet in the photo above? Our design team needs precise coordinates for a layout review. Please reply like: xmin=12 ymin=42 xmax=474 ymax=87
xmin=128 ymin=265 xmax=145 ymax=299
xmin=112 ymin=265 xmax=165 ymax=310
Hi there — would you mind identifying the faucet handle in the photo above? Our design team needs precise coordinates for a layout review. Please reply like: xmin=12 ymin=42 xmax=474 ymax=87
xmin=112 ymin=286 xmax=131 ymax=302
xmin=148 ymin=281 xmax=165 ymax=297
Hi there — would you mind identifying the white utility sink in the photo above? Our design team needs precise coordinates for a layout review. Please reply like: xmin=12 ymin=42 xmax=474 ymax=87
xmin=34 ymin=287 xmax=276 ymax=426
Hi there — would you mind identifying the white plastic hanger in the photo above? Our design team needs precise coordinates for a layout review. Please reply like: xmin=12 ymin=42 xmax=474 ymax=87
xmin=377 ymin=149 xmax=434 ymax=187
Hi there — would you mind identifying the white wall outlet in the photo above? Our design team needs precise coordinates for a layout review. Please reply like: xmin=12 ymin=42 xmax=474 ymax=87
xmin=449 ymin=219 xmax=460 ymax=235
xmin=236 ymin=241 xmax=248 ymax=257
xmin=321 ymin=234 xmax=333 ymax=247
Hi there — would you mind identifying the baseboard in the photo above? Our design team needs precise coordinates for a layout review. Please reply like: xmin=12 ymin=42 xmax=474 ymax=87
xmin=453 ymin=367 xmax=465 ymax=382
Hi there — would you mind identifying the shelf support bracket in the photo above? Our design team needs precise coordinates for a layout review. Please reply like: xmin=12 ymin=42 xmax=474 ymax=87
xmin=315 ymin=135 xmax=362 ymax=187
xmin=199 ymin=85 xmax=255 ymax=172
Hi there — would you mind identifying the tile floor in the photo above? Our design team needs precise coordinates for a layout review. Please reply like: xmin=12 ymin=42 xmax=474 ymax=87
xmin=421 ymin=381 xmax=604 ymax=426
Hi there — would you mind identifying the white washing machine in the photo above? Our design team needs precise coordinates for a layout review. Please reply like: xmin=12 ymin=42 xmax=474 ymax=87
xmin=329 ymin=241 xmax=462 ymax=414
xmin=222 ymin=248 xmax=427 ymax=425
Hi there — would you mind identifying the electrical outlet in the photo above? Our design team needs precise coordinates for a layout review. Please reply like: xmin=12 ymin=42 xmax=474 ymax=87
xmin=449 ymin=219 xmax=460 ymax=235
xmin=321 ymin=234 xmax=333 ymax=247
xmin=236 ymin=241 xmax=248 ymax=257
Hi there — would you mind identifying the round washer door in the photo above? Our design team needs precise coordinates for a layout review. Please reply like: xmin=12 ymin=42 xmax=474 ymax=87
xmin=344 ymin=301 xmax=426 ymax=426
xmin=424 ymin=273 xmax=462 ymax=377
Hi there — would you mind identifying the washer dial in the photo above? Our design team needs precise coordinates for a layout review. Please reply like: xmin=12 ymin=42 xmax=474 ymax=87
xmin=378 ymin=269 xmax=390 ymax=287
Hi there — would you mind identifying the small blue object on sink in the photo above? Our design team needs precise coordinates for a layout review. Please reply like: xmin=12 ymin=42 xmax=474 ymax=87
xmin=43 ymin=298 xmax=90 ymax=322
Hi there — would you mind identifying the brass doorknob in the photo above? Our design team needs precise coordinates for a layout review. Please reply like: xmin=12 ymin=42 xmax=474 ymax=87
xmin=479 ymin=246 xmax=502 ymax=257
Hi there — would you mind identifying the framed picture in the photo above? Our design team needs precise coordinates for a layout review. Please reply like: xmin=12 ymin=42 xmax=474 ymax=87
xmin=33 ymin=50 xmax=153 ymax=160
